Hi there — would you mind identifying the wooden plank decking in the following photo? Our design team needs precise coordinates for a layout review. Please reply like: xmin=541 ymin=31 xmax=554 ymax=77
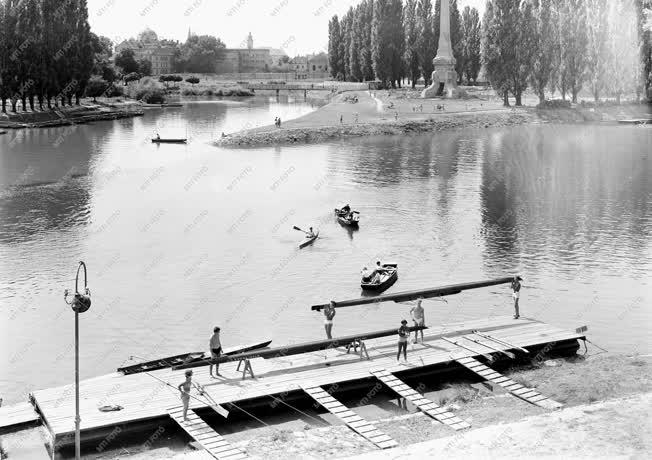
xmin=369 ymin=369 xmax=470 ymax=430
xmin=302 ymin=385 xmax=398 ymax=449
xmin=455 ymin=357 xmax=564 ymax=410
xmin=27 ymin=316 xmax=584 ymax=447
xmin=168 ymin=407 xmax=247 ymax=459
xmin=0 ymin=401 xmax=40 ymax=431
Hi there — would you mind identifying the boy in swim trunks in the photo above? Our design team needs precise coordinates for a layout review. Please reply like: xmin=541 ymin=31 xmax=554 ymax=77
xmin=324 ymin=301 xmax=336 ymax=339
xmin=209 ymin=327 xmax=222 ymax=377
xmin=511 ymin=276 xmax=521 ymax=319
xmin=410 ymin=299 xmax=426 ymax=343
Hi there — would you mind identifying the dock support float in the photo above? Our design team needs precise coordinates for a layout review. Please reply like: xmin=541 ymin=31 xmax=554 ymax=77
xmin=302 ymin=385 xmax=398 ymax=449
xmin=168 ymin=407 xmax=247 ymax=459
xmin=455 ymin=357 xmax=563 ymax=410
xmin=370 ymin=369 xmax=470 ymax=430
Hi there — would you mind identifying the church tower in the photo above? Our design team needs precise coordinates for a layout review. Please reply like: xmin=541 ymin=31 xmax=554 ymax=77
xmin=247 ymin=32 xmax=253 ymax=50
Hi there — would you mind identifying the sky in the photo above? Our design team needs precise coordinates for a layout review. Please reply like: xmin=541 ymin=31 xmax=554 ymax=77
xmin=87 ymin=0 xmax=486 ymax=56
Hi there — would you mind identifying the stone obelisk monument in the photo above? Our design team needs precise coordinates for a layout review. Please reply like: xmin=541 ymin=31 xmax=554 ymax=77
xmin=421 ymin=0 xmax=458 ymax=98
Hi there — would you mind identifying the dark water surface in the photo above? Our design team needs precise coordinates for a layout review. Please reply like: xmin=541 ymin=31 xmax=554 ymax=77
xmin=1 ymin=97 xmax=650 ymax=403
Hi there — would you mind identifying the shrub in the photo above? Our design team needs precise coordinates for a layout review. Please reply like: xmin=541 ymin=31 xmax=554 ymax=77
xmin=537 ymin=99 xmax=572 ymax=109
xmin=124 ymin=72 xmax=142 ymax=84
xmin=185 ymin=77 xmax=200 ymax=85
xmin=139 ymin=89 xmax=166 ymax=104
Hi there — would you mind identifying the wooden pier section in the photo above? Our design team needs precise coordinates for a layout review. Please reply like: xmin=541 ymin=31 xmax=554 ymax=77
xmin=20 ymin=316 xmax=584 ymax=455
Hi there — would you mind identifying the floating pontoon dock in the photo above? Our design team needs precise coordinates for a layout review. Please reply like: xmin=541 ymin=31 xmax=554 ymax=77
xmin=0 ymin=315 xmax=586 ymax=458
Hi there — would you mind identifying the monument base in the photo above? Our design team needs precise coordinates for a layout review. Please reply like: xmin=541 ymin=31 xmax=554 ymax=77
xmin=421 ymin=63 xmax=459 ymax=99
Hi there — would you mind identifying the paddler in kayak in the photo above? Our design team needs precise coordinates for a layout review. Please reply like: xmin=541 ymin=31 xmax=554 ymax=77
xmin=307 ymin=226 xmax=317 ymax=238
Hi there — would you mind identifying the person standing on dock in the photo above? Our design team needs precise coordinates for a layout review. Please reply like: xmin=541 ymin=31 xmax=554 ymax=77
xmin=209 ymin=327 xmax=222 ymax=377
xmin=324 ymin=301 xmax=336 ymax=339
xmin=178 ymin=370 xmax=194 ymax=421
xmin=397 ymin=320 xmax=409 ymax=362
xmin=410 ymin=299 xmax=425 ymax=343
xmin=511 ymin=276 xmax=521 ymax=319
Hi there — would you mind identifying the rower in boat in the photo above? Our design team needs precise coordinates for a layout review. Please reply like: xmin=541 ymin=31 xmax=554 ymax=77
xmin=361 ymin=266 xmax=378 ymax=284
xmin=155 ymin=132 xmax=161 ymax=140
xmin=307 ymin=226 xmax=316 ymax=238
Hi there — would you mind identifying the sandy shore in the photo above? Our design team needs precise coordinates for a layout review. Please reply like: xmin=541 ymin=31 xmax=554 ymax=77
xmin=215 ymin=88 xmax=649 ymax=147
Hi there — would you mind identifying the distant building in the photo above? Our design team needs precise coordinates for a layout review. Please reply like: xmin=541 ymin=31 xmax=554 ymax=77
xmin=215 ymin=33 xmax=272 ymax=73
xmin=114 ymin=29 xmax=176 ymax=75
xmin=290 ymin=53 xmax=329 ymax=79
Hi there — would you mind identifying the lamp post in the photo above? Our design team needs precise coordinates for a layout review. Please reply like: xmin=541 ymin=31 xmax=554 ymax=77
xmin=64 ymin=261 xmax=91 ymax=460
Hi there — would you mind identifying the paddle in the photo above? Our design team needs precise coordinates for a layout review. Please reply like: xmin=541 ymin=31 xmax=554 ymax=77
xmin=293 ymin=225 xmax=310 ymax=235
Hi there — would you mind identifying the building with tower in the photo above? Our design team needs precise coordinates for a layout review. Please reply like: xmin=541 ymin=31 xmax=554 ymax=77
xmin=215 ymin=33 xmax=272 ymax=73
xmin=114 ymin=29 xmax=176 ymax=75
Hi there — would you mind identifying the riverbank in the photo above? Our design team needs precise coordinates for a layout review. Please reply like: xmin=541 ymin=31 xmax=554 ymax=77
xmin=0 ymin=100 xmax=143 ymax=129
xmin=2 ymin=352 xmax=639 ymax=459
xmin=215 ymin=89 xmax=651 ymax=147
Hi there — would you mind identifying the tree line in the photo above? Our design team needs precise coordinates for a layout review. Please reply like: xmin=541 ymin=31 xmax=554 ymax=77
xmin=0 ymin=0 xmax=94 ymax=113
xmin=328 ymin=0 xmax=651 ymax=105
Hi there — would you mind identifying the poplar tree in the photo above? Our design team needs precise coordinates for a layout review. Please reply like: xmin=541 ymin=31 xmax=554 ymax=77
xmin=605 ymin=0 xmax=639 ymax=104
xmin=529 ymin=0 xmax=556 ymax=103
xmin=360 ymin=0 xmax=376 ymax=81
xmin=372 ymin=0 xmax=393 ymax=87
xmin=461 ymin=6 xmax=481 ymax=84
xmin=403 ymin=0 xmax=420 ymax=87
xmin=450 ymin=1 xmax=464 ymax=83
xmin=349 ymin=4 xmax=364 ymax=82
xmin=585 ymin=0 xmax=609 ymax=102
xmin=482 ymin=0 xmax=511 ymax=105
xmin=416 ymin=0 xmax=434 ymax=86
xmin=389 ymin=0 xmax=405 ymax=87
xmin=328 ymin=16 xmax=343 ymax=79
xmin=74 ymin=0 xmax=93 ymax=105
xmin=561 ymin=0 xmax=588 ymax=102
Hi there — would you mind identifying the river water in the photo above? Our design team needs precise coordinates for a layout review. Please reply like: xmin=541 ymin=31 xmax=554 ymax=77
xmin=1 ymin=97 xmax=650 ymax=404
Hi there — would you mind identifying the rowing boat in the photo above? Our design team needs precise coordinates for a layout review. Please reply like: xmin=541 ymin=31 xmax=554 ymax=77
xmin=117 ymin=339 xmax=272 ymax=374
xmin=151 ymin=138 xmax=187 ymax=143
xmin=334 ymin=208 xmax=360 ymax=227
xmin=299 ymin=230 xmax=319 ymax=248
xmin=361 ymin=263 xmax=398 ymax=292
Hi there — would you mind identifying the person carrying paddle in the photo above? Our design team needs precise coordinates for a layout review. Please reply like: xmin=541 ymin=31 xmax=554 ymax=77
xmin=324 ymin=301 xmax=336 ymax=339
xmin=307 ymin=226 xmax=316 ymax=238
xmin=397 ymin=320 xmax=410 ymax=362
xmin=511 ymin=276 xmax=521 ymax=319
xmin=410 ymin=299 xmax=425 ymax=343
xmin=209 ymin=327 xmax=222 ymax=377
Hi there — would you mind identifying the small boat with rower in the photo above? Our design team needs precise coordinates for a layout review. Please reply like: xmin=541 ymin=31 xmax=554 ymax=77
xmin=151 ymin=137 xmax=187 ymax=144
xmin=334 ymin=207 xmax=360 ymax=227
xmin=361 ymin=263 xmax=398 ymax=292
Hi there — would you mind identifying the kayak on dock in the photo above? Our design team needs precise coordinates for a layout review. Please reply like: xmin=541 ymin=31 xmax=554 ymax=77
xmin=151 ymin=138 xmax=187 ymax=143
xmin=299 ymin=230 xmax=319 ymax=248
xmin=334 ymin=207 xmax=360 ymax=227
xmin=117 ymin=339 xmax=272 ymax=375
xmin=361 ymin=263 xmax=398 ymax=292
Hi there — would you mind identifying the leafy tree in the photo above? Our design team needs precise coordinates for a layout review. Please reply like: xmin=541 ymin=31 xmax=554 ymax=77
xmin=177 ymin=34 xmax=225 ymax=73
xmin=450 ymin=1 xmax=464 ymax=83
xmin=461 ymin=6 xmax=481 ymax=84
xmin=561 ymin=0 xmax=588 ymax=102
xmin=115 ymin=48 xmax=139 ymax=74
xmin=91 ymin=33 xmax=117 ymax=82
xmin=388 ymin=0 xmax=405 ymax=87
xmin=124 ymin=72 xmax=142 ymax=84
xmin=85 ymin=75 xmax=108 ymax=102
xmin=639 ymin=0 xmax=652 ymax=100
xmin=360 ymin=0 xmax=376 ymax=81
xmin=328 ymin=15 xmax=343 ymax=79
xmin=185 ymin=76 xmax=200 ymax=85
xmin=482 ymin=0 xmax=511 ymax=105
xmin=349 ymin=4 xmax=364 ymax=82
xmin=372 ymin=0 xmax=394 ymax=87
xmin=529 ymin=0 xmax=556 ymax=103
xmin=73 ymin=0 xmax=93 ymax=105
xmin=137 ymin=58 xmax=152 ymax=76
xmin=605 ymin=0 xmax=639 ymax=104
xmin=403 ymin=0 xmax=420 ymax=87
xmin=585 ymin=0 xmax=609 ymax=102
xmin=416 ymin=0 xmax=435 ymax=86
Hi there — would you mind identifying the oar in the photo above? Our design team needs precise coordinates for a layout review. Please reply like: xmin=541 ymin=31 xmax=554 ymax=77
xmin=441 ymin=336 xmax=494 ymax=362
xmin=464 ymin=336 xmax=516 ymax=359
xmin=293 ymin=225 xmax=310 ymax=235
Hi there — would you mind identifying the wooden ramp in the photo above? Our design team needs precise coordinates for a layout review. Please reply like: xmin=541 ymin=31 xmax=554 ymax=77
xmin=168 ymin=407 xmax=247 ymax=460
xmin=0 ymin=402 xmax=40 ymax=431
xmin=370 ymin=369 xmax=470 ymax=430
xmin=302 ymin=385 xmax=398 ymax=449
xmin=455 ymin=357 xmax=563 ymax=410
